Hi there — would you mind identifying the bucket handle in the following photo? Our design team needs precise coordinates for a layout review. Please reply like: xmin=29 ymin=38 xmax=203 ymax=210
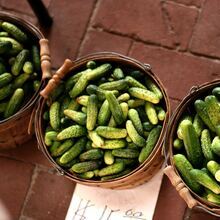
xmin=164 ymin=166 xmax=220 ymax=217
xmin=164 ymin=166 xmax=198 ymax=208
xmin=40 ymin=39 xmax=52 ymax=80
xmin=40 ymin=59 xmax=74 ymax=99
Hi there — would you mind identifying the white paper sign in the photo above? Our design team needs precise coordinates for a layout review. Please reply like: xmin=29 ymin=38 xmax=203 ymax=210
xmin=66 ymin=169 xmax=163 ymax=220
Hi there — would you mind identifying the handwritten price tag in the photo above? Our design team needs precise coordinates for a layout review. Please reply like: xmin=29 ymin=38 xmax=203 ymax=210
xmin=66 ymin=170 xmax=163 ymax=220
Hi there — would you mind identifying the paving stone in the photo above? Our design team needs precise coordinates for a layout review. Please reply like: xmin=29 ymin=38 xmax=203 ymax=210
xmin=0 ymin=157 xmax=34 ymax=220
xmin=168 ymin=0 xmax=203 ymax=7
xmin=188 ymin=209 xmax=219 ymax=220
xmin=153 ymin=175 xmax=187 ymax=220
xmin=23 ymin=169 xmax=75 ymax=220
xmin=164 ymin=2 xmax=198 ymax=51
xmin=1 ymin=0 xmax=51 ymax=16
xmin=45 ymin=0 xmax=96 ymax=68
xmin=92 ymin=0 xmax=175 ymax=48
xmin=0 ymin=138 xmax=52 ymax=167
xmin=79 ymin=29 xmax=132 ymax=57
xmin=190 ymin=0 xmax=220 ymax=58
xmin=129 ymin=42 xmax=220 ymax=100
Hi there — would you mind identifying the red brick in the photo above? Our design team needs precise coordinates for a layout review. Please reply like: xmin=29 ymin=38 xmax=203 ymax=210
xmin=92 ymin=0 xmax=175 ymax=48
xmin=164 ymin=2 xmax=198 ymax=51
xmin=23 ymin=169 xmax=75 ymax=220
xmin=190 ymin=0 xmax=220 ymax=58
xmin=45 ymin=0 xmax=96 ymax=68
xmin=79 ymin=29 xmax=132 ymax=57
xmin=2 ymin=0 xmax=51 ymax=16
xmin=188 ymin=210 xmax=219 ymax=220
xmin=168 ymin=0 xmax=202 ymax=7
xmin=0 ymin=138 xmax=51 ymax=167
xmin=153 ymin=175 xmax=186 ymax=220
xmin=129 ymin=42 xmax=220 ymax=100
xmin=0 ymin=157 xmax=34 ymax=219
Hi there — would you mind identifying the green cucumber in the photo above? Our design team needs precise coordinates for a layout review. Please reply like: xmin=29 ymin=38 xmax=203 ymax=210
xmin=201 ymin=129 xmax=215 ymax=161
xmin=145 ymin=102 xmax=158 ymax=125
xmin=101 ymin=168 xmax=132 ymax=181
xmin=177 ymin=116 xmax=192 ymax=140
xmin=104 ymin=150 xmax=114 ymax=165
xmin=145 ymin=78 xmax=163 ymax=100
xmin=4 ymin=88 xmax=24 ymax=118
xmin=207 ymin=161 xmax=220 ymax=180
xmin=0 ymin=84 xmax=13 ymax=101
xmin=57 ymin=125 xmax=86 ymax=140
xmin=98 ymin=100 xmax=111 ymax=126
xmin=194 ymin=99 xmax=215 ymax=132
xmin=193 ymin=114 xmax=204 ymax=137
xmin=112 ymin=148 xmax=139 ymax=158
xmin=125 ymin=76 xmax=147 ymax=89
xmin=86 ymin=60 xmax=96 ymax=69
xmin=120 ymin=102 xmax=129 ymax=120
xmin=78 ymin=171 xmax=95 ymax=179
xmin=143 ymin=121 xmax=154 ymax=131
xmin=44 ymin=131 xmax=58 ymax=146
xmin=126 ymin=120 xmax=145 ymax=147
xmin=96 ymin=126 xmax=127 ymax=139
xmin=0 ymin=41 xmax=12 ymax=54
xmin=181 ymin=120 xmax=203 ymax=168
xmin=23 ymin=61 xmax=33 ymax=74
xmin=129 ymin=87 xmax=159 ymax=104
xmin=86 ymin=94 xmax=98 ymax=131
xmin=190 ymin=169 xmax=220 ymax=194
xmin=2 ymin=22 xmax=28 ymax=42
xmin=99 ymin=139 xmax=126 ymax=149
xmin=71 ymin=161 xmax=101 ymax=174
xmin=113 ymin=68 xmax=124 ymax=79
xmin=88 ymin=131 xmax=104 ymax=148
xmin=173 ymin=138 xmax=183 ymax=150
xmin=105 ymin=91 xmax=124 ymax=125
xmin=173 ymin=154 xmax=202 ymax=193
xmin=99 ymin=79 xmax=128 ymax=91
xmin=13 ymin=73 xmax=30 ymax=89
xmin=0 ymin=37 xmax=23 ymax=54
xmin=76 ymin=95 xmax=89 ymax=106
xmin=51 ymin=139 xmax=74 ymax=157
xmin=211 ymin=136 xmax=220 ymax=157
xmin=212 ymin=87 xmax=220 ymax=100
xmin=138 ymin=125 xmax=162 ymax=163
xmin=49 ymin=102 xmax=60 ymax=130
xmin=79 ymin=149 xmax=104 ymax=161
xmin=98 ymin=162 xmax=125 ymax=177
xmin=0 ymin=73 xmax=12 ymax=88
xmin=64 ymin=109 xmax=86 ymax=125
xmin=59 ymin=137 xmax=87 ymax=164
xmin=117 ymin=93 xmax=130 ymax=102
xmin=11 ymin=49 xmax=29 ymax=76
xmin=128 ymin=99 xmax=145 ymax=108
xmin=128 ymin=109 xmax=144 ymax=135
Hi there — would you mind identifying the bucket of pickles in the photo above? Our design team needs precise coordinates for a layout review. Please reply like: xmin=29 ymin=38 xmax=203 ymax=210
xmin=35 ymin=52 xmax=170 ymax=189
xmin=0 ymin=11 xmax=51 ymax=149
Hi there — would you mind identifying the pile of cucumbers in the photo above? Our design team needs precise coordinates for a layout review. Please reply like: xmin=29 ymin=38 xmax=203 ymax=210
xmin=43 ymin=60 xmax=166 ymax=181
xmin=0 ymin=21 xmax=41 ymax=119
xmin=173 ymin=87 xmax=220 ymax=205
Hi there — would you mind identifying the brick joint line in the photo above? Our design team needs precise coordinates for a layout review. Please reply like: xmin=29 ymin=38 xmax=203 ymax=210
xmin=76 ymin=0 xmax=100 ymax=58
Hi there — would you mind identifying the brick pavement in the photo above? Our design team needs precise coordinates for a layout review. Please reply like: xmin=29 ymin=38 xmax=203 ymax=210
xmin=0 ymin=0 xmax=220 ymax=219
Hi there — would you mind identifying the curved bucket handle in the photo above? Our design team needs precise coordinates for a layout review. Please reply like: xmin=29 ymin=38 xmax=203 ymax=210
xmin=164 ymin=166 xmax=220 ymax=217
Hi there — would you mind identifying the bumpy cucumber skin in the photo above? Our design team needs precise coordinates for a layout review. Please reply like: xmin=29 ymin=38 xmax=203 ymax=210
xmin=11 ymin=49 xmax=29 ymax=76
xmin=201 ymin=129 xmax=215 ymax=161
xmin=4 ymin=88 xmax=24 ymax=118
xmin=207 ymin=160 xmax=220 ymax=177
xmin=129 ymin=87 xmax=159 ymax=104
xmin=104 ymin=150 xmax=114 ymax=165
xmin=128 ymin=109 xmax=144 ymax=135
xmin=2 ymin=22 xmax=28 ymax=42
xmin=88 ymin=131 xmax=104 ymax=148
xmin=105 ymin=91 xmax=124 ymax=125
xmin=98 ymin=162 xmax=125 ymax=177
xmin=0 ymin=84 xmax=13 ymax=101
xmin=177 ymin=116 xmax=192 ymax=140
xmin=138 ymin=125 xmax=162 ymax=163
xmin=49 ymin=102 xmax=60 ymax=131
xmin=173 ymin=154 xmax=202 ymax=194
xmin=71 ymin=161 xmax=101 ymax=174
xmin=57 ymin=125 xmax=86 ymax=140
xmin=145 ymin=78 xmax=163 ymax=100
xmin=99 ymin=139 xmax=127 ymax=149
xmin=99 ymin=79 xmax=128 ymax=91
xmin=113 ymin=68 xmax=124 ymax=79
xmin=181 ymin=120 xmax=203 ymax=168
xmin=190 ymin=169 xmax=220 ymax=194
xmin=44 ymin=131 xmax=57 ymax=146
xmin=125 ymin=76 xmax=147 ymax=89
xmin=211 ymin=136 xmax=220 ymax=157
xmin=0 ymin=41 xmax=12 ymax=54
xmin=13 ymin=73 xmax=30 ymax=89
xmin=194 ymin=99 xmax=215 ymax=132
xmin=98 ymin=100 xmax=111 ymax=126
xmin=96 ymin=126 xmax=127 ymax=139
xmin=59 ymin=137 xmax=87 ymax=164
xmin=79 ymin=149 xmax=104 ymax=161
xmin=51 ymin=139 xmax=73 ymax=157
xmin=23 ymin=61 xmax=33 ymax=74
xmin=112 ymin=149 xmax=139 ymax=158
xmin=145 ymin=102 xmax=158 ymax=125
xmin=64 ymin=109 xmax=86 ymax=125
xmin=86 ymin=94 xmax=98 ymax=131
xmin=0 ymin=73 xmax=12 ymax=88
xmin=126 ymin=120 xmax=145 ymax=147
xmin=193 ymin=114 xmax=204 ymax=137
xmin=0 ymin=37 xmax=23 ymax=54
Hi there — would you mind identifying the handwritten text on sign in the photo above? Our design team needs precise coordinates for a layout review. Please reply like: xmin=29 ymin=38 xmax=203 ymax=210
xmin=66 ymin=170 xmax=163 ymax=220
